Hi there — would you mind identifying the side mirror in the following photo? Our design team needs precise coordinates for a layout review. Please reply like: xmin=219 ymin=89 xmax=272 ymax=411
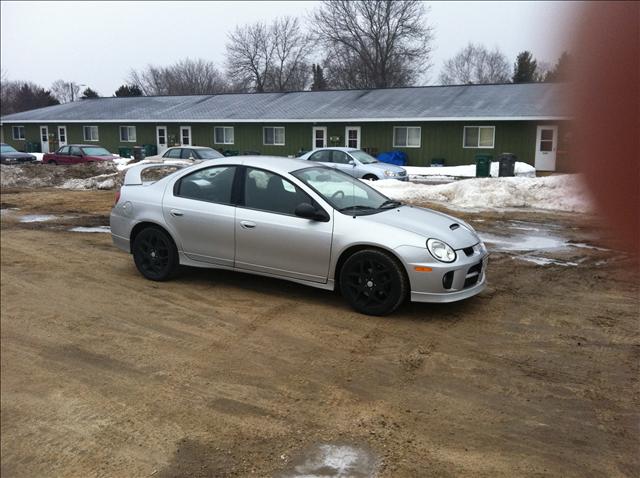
xmin=294 ymin=202 xmax=330 ymax=222
xmin=348 ymin=159 xmax=355 ymax=166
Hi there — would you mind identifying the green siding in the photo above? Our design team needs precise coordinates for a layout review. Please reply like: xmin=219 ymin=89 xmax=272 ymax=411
xmin=1 ymin=120 xmax=572 ymax=170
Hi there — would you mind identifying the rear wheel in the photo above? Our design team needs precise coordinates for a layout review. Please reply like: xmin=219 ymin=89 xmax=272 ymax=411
xmin=339 ymin=249 xmax=408 ymax=316
xmin=132 ymin=227 xmax=178 ymax=281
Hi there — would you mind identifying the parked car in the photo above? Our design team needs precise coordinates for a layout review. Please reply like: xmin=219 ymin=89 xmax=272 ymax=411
xmin=298 ymin=147 xmax=408 ymax=181
xmin=43 ymin=145 xmax=115 ymax=165
xmin=110 ymin=157 xmax=488 ymax=315
xmin=0 ymin=143 xmax=36 ymax=164
xmin=146 ymin=146 xmax=224 ymax=162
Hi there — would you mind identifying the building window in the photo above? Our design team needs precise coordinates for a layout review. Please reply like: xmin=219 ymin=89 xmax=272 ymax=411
xmin=12 ymin=126 xmax=25 ymax=140
xmin=214 ymin=126 xmax=234 ymax=144
xmin=83 ymin=126 xmax=99 ymax=141
xmin=263 ymin=127 xmax=285 ymax=146
xmin=119 ymin=126 xmax=136 ymax=142
xmin=180 ymin=126 xmax=192 ymax=146
xmin=393 ymin=126 xmax=421 ymax=148
xmin=463 ymin=126 xmax=495 ymax=148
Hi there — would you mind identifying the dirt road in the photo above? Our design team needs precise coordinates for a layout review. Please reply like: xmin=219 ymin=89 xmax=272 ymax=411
xmin=1 ymin=188 xmax=638 ymax=477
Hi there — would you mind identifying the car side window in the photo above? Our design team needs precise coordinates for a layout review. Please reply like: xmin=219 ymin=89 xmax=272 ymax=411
xmin=59 ymin=146 xmax=70 ymax=154
xmin=332 ymin=151 xmax=351 ymax=164
xmin=164 ymin=148 xmax=182 ymax=159
xmin=175 ymin=166 xmax=236 ymax=204
xmin=70 ymin=146 xmax=83 ymax=156
xmin=180 ymin=148 xmax=194 ymax=159
xmin=244 ymin=167 xmax=312 ymax=216
xmin=309 ymin=150 xmax=332 ymax=162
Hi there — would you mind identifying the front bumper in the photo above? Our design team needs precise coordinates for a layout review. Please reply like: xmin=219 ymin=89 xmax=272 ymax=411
xmin=395 ymin=244 xmax=489 ymax=303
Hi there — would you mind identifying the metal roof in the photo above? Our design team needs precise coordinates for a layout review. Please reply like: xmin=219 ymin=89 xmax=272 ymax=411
xmin=0 ymin=83 xmax=569 ymax=123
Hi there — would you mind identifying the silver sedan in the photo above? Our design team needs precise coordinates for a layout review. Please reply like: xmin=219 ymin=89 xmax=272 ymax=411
xmin=110 ymin=156 xmax=488 ymax=315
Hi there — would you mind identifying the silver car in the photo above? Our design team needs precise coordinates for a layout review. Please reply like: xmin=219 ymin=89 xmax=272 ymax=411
xmin=110 ymin=157 xmax=488 ymax=315
xmin=298 ymin=147 xmax=408 ymax=181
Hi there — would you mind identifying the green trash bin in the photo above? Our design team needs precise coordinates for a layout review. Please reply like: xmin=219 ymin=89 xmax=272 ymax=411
xmin=142 ymin=144 xmax=157 ymax=156
xmin=475 ymin=154 xmax=493 ymax=177
xmin=118 ymin=147 xmax=133 ymax=158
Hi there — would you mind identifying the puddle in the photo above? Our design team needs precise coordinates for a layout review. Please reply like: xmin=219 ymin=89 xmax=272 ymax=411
xmin=280 ymin=443 xmax=378 ymax=478
xmin=69 ymin=226 xmax=111 ymax=233
xmin=19 ymin=214 xmax=58 ymax=223
xmin=480 ymin=232 xmax=568 ymax=252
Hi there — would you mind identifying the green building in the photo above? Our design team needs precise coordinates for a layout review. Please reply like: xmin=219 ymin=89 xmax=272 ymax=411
xmin=0 ymin=82 xmax=570 ymax=171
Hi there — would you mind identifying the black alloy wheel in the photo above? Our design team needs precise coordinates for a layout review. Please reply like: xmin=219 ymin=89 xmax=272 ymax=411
xmin=339 ymin=249 xmax=408 ymax=316
xmin=132 ymin=227 xmax=178 ymax=281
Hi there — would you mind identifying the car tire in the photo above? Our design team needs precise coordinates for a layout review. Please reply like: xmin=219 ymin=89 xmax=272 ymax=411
xmin=363 ymin=174 xmax=378 ymax=181
xmin=132 ymin=226 xmax=179 ymax=281
xmin=48 ymin=160 xmax=57 ymax=165
xmin=339 ymin=249 xmax=408 ymax=316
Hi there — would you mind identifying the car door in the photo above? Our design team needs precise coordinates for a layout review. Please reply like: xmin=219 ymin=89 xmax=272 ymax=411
xmin=235 ymin=167 xmax=333 ymax=283
xmin=307 ymin=150 xmax=333 ymax=168
xmin=162 ymin=165 xmax=238 ymax=267
xmin=69 ymin=146 xmax=84 ymax=164
xmin=56 ymin=146 xmax=72 ymax=164
xmin=331 ymin=150 xmax=358 ymax=177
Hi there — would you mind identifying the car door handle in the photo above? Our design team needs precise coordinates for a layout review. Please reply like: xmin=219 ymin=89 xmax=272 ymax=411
xmin=170 ymin=209 xmax=184 ymax=217
xmin=240 ymin=221 xmax=256 ymax=229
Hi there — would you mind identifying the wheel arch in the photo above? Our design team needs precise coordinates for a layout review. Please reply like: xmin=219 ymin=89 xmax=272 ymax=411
xmin=333 ymin=244 xmax=410 ymax=288
xmin=129 ymin=221 xmax=176 ymax=254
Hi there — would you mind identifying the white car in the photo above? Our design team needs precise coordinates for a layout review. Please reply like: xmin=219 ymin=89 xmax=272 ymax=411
xmin=298 ymin=147 xmax=408 ymax=181
xmin=146 ymin=146 xmax=224 ymax=162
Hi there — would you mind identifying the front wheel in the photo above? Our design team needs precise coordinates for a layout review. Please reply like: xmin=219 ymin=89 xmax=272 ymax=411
xmin=339 ymin=249 xmax=408 ymax=316
xmin=48 ymin=160 xmax=58 ymax=165
xmin=132 ymin=227 xmax=178 ymax=281
xmin=362 ymin=174 xmax=378 ymax=181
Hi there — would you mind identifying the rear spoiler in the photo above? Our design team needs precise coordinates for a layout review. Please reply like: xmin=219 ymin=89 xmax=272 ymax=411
xmin=123 ymin=162 xmax=189 ymax=186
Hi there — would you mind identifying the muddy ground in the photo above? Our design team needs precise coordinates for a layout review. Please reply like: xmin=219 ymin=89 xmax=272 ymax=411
xmin=1 ymin=186 xmax=638 ymax=478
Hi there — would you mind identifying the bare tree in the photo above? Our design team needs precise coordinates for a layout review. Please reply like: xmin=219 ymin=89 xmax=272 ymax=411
xmin=226 ymin=16 xmax=312 ymax=92
xmin=439 ymin=43 xmax=511 ymax=85
xmin=50 ymin=80 xmax=81 ymax=103
xmin=311 ymin=0 xmax=434 ymax=89
xmin=128 ymin=58 xmax=228 ymax=95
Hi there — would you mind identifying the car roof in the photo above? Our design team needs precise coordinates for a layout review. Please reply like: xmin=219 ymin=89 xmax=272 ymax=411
xmin=197 ymin=155 xmax=318 ymax=174
xmin=167 ymin=145 xmax=213 ymax=150
xmin=309 ymin=147 xmax=360 ymax=152
xmin=62 ymin=144 xmax=104 ymax=148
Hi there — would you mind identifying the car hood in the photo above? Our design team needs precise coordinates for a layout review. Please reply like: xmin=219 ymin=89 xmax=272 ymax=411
xmin=1 ymin=152 xmax=35 ymax=159
xmin=363 ymin=205 xmax=480 ymax=249
xmin=360 ymin=161 xmax=406 ymax=173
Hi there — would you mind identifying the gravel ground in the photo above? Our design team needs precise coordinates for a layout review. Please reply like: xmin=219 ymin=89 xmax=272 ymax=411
xmin=1 ymin=188 xmax=638 ymax=477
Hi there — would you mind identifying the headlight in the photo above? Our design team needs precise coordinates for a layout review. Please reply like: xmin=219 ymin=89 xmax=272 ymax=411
xmin=427 ymin=238 xmax=457 ymax=263
xmin=384 ymin=170 xmax=397 ymax=177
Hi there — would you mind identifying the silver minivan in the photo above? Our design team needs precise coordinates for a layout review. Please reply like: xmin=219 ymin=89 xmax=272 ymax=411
xmin=299 ymin=147 xmax=408 ymax=181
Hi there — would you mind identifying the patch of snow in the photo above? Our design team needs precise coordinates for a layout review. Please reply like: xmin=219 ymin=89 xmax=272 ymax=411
xmin=19 ymin=214 xmax=57 ymax=223
xmin=61 ymin=173 xmax=119 ymax=190
xmin=480 ymin=232 xmax=568 ymax=251
xmin=515 ymin=256 xmax=579 ymax=267
xmin=115 ymin=158 xmax=192 ymax=172
xmin=31 ymin=153 xmax=44 ymax=162
xmin=404 ymin=161 xmax=536 ymax=179
xmin=69 ymin=226 xmax=111 ymax=233
xmin=368 ymin=174 xmax=592 ymax=213
xmin=283 ymin=443 xmax=377 ymax=478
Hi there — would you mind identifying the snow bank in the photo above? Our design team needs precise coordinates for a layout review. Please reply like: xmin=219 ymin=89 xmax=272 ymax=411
xmin=112 ymin=157 xmax=192 ymax=171
xmin=61 ymin=173 xmax=119 ymax=190
xmin=404 ymin=161 xmax=536 ymax=179
xmin=368 ymin=174 xmax=592 ymax=213
xmin=32 ymin=153 xmax=44 ymax=162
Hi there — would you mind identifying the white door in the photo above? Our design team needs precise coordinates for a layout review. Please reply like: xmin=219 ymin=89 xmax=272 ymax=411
xmin=180 ymin=126 xmax=192 ymax=146
xmin=57 ymin=126 xmax=67 ymax=147
xmin=345 ymin=126 xmax=361 ymax=149
xmin=312 ymin=126 xmax=327 ymax=149
xmin=40 ymin=126 xmax=50 ymax=153
xmin=535 ymin=125 xmax=558 ymax=171
xmin=156 ymin=126 xmax=168 ymax=154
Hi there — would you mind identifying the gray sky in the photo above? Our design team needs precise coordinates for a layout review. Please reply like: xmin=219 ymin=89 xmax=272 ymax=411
xmin=1 ymin=1 xmax=577 ymax=95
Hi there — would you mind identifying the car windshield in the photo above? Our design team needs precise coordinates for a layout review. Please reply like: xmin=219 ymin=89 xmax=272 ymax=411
xmin=349 ymin=150 xmax=378 ymax=164
xmin=292 ymin=166 xmax=400 ymax=215
xmin=81 ymin=147 xmax=112 ymax=156
xmin=1 ymin=145 xmax=18 ymax=153
xmin=197 ymin=149 xmax=224 ymax=159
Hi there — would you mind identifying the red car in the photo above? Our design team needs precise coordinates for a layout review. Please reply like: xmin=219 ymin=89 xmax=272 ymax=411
xmin=43 ymin=144 xmax=114 ymax=165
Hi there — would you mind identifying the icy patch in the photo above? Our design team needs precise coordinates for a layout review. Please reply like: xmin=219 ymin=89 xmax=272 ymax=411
xmin=69 ymin=226 xmax=111 ymax=233
xmin=515 ymin=256 xmax=579 ymax=267
xmin=19 ymin=214 xmax=57 ymax=223
xmin=480 ymin=232 xmax=567 ymax=252
xmin=369 ymin=174 xmax=592 ymax=213
xmin=282 ymin=443 xmax=377 ymax=478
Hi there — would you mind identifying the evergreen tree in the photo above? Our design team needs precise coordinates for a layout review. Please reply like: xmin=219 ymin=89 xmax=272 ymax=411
xmin=81 ymin=87 xmax=99 ymax=99
xmin=544 ymin=52 xmax=571 ymax=82
xmin=114 ymin=84 xmax=143 ymax=97
xmin=512 ymin=51 xmax=539 ymax=83
xmin=311 ymin=64 xmax=328 ymax=90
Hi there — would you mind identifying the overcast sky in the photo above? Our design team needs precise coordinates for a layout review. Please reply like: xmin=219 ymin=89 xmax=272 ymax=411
xmin=1 ymin=1 xmax=578 ymax=95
